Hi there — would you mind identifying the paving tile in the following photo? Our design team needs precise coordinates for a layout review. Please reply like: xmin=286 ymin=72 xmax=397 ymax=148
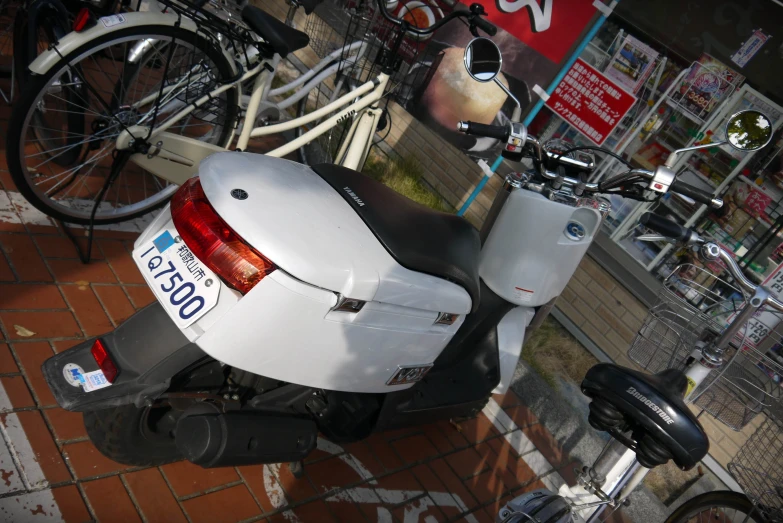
xmin=83 ymin=476 xmax=142 ymax=523
xmin=181 ymin=485 xmax=261 ymax=523
xmin=12 ymin=341 xmax=56 ymax=406
xmin=0 ymin=252 xmax=14 ymax=282
xmin=50 ymin=484 xmax=91 ymax=523
xmin=445 ymin=447 xmax=489 ymax=480
xmin=60 ymin=285 xmax=114 ymax=337
xmin=0 ymin=487 xmax=79 ymax=522
xmin=47 ymin=259 xmax=117 ymax=284
xmin=0 ymin=343 xmax=18 ymax=373
xmin=464 ymin=507 xmax=495 ymax=523
xmin=421 ymin=422 xmax=456 ymax=454
xmin=434 ymin=419 xmax=470 ymax=449
xmin=521 ymin=450 xmax=555 ymax=477
xmin=124 ymin=468 xmax=188 ymax=523
xmin=391 ymin=433 xmax=439 ymax=464
xmin=373 ymin=468 xmax=421 ymax=492
xmin=34 ymin=235 xmax=103 ymax=259
xmin=477 ymin=441 xmax=522 ymax=491
xmin=269 ymin=500 xmax=338 ymax=523
xmin=342 ymin=441 xmax=386 ymax=477
xmin=364 ymin=432 xmax=405 ymax=471
xmin=0 ymin=310 xmax=82 ymax=339
xmin=492 ymin=390 xmax=523 ymax=408
xmin=485 ymin=436 xmax=537 ymax=487
xmin=0 ymin=376 xmax=35 ymax=409
xmin=62 ymin=440 xmax=129 ymax=479
xmin=323 ymin=494 xmax=368 ymax=522
xmin=411 ymin=463 xmax=465 ymax=519
xmin=238 ymin=464 xmax=289 ymax=514
xmin=484 ymin=493 xmax=514 ymax=520
xmin=456 ymin=413 xmax=500 ymax=444
xmin=0 ymin=283 xmax=66 ymax=310
xmin=161 ymin=460 xmax=239 ymax=497
xmin=44 ymin=408 xmax=88 ymax=442
xmin=275 ymin=460 xmax=317 ymax=503
xmin=306 ymin=455 xmax=367 ymax=494
xmin=52 ymin=339 xmax=82 ymax=353
xmin=98 ymin=239 xmax=145 ymax=284
xmin=5 ymin=410 xmax=70 ymax=485
xmin=124 ymin=285 xmax=156 ymax=309
xmin=0 ymin=233 xmax=53 ymax=281
xmin=504 ymin=404 xmax=538 ymax=429
xmin=94 ymin=285 xmax=136 ymax=325
xmin=393 ymin=495 xmax=446 ymax=523
xmin=464 ymin=469 xmax=507 ymax=504
xmin=428 ymin=459 xmax=479 ymax=511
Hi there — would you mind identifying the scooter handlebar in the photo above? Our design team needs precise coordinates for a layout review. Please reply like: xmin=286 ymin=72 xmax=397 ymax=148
xmin=457 ymin=121 xmax=509 ymax=141
xmin=670 ymin=180 xmax=723 ymax=209
xmin=640 ymin=212 xmax=693 ymax=242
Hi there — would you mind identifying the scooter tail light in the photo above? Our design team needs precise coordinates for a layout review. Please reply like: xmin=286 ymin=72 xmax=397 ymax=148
xmin=91 ymin=339 xmax=118 ymax=383
xmin=170 ymin=177 xmax=275 ymax=294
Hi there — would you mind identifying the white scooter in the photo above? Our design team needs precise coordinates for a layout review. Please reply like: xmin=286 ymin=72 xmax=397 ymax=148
xmin=41 ymin=38 xmax=765 ymax=488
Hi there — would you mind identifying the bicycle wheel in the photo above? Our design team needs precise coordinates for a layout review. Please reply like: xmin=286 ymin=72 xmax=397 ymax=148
xmin=7 ymin=24 xmax=238 ymax=224
xmin=295 ymin=75 xmax=363 ymax=166
xmin=665 ymin=491 xmax=766 ymax=523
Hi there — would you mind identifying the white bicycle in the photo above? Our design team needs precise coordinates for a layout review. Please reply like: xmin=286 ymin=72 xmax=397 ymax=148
xmin=6 ymin=0 xmax=496 ymax=224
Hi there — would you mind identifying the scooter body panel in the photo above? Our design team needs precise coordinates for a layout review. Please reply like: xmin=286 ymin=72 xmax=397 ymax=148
xmin=196 ymin=153 xmax=472 ymax=315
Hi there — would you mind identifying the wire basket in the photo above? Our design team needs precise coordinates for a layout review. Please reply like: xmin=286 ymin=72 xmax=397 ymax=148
xmin=304 ymin=0 xmax=359 ymax=59
xmin=729 ymin=414 xmax=783 ymax=522
xmin=628 ymin=262 xmax=783 ymax=430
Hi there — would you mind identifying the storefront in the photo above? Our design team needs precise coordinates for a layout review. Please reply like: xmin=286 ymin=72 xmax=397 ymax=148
xmin=523 ymin=0 xmax=783 ymax=304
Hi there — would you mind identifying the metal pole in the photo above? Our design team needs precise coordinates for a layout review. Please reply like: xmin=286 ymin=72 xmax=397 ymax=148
xmin=457 ymin=1 xmax=620 ymax=216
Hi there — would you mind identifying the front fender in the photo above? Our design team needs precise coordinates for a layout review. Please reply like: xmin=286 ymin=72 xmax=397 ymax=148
xmin=493 ymin=306 xmax=535 ymax=395
xmin=29 ymin=11 xmax=200 ymax=76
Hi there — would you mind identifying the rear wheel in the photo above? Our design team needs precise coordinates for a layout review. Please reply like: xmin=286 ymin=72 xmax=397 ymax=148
xmin=6 ymin=25 xmax=238 ymax=224
xmin=84 ymin=403 xmax=182 ymax=466
xmin=665 ymin=491 xmax=766 ymax=523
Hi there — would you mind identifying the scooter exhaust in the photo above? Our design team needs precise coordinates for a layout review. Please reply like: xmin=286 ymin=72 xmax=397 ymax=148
xmin=175 ymin=404 xmax=317 ymax=467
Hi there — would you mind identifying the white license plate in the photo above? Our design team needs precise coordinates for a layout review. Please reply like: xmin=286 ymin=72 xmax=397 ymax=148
xmin=133 ymin=227 xmax=220 ymax=328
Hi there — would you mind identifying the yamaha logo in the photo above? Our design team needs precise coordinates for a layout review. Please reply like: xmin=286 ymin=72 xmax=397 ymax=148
xmin=343 ymin=186 xmax=365 ymax=207
xmin=231 ymin=188 xmax=248 ymax=200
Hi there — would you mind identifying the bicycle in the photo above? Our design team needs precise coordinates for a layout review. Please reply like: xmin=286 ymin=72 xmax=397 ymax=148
xmin=496 ymin=206 xmax=783 ymax=521
xmin=5 ymin=0 xmax=494 ymax=224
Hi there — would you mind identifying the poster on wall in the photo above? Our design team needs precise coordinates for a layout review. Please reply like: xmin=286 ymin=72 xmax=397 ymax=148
xmin=604 ymin=35 xmax=659 ymax=94
xmin=404 ymin=0 xmax=600 ymax=160
xmin=544 ymin=58 xmax=637 ymax=146
xmin=731 ymin=29 xmax=771 ymax=68
xmin=670 ymin=53 xmax=745 ymax=120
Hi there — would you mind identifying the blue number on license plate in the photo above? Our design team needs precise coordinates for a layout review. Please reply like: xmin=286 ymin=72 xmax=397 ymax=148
xmin=138 ymin=238 xmax=206 ymax=322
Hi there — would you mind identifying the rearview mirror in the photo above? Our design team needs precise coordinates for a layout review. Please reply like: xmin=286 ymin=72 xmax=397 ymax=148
xmin=725 ymin=110 xmax=773 ymax=151
xmin=463 ymin=37 xmax=502 ymax=82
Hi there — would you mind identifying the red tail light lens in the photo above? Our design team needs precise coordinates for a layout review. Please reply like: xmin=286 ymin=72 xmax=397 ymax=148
xmin=170 ymin=177 xmax=275 ymax=294
xmin=91 ymin=339 xmax=118 ymax=383
xmin=73 ymin=8 xmax=93 ymax=32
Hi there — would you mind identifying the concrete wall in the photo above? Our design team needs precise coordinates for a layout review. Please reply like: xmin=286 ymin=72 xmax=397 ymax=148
xmin=265 ymin=0 xmax=759 ymax=470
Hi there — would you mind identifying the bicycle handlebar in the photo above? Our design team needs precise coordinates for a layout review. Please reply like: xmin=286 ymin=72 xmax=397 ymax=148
xmin=375 ymin=0 xmax=496 ymax=36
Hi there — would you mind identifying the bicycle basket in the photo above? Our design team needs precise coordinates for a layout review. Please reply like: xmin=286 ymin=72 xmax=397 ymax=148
xmin=304 ymin=0 xmax=361 ymax=59
xmin=628 ymin=262 xmax=783 ymax=431
xmin=729 ymin=414 xmax=783 ymax=521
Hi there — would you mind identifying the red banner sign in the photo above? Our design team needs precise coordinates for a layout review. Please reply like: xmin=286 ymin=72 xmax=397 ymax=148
xmin=545 ymin=58 xmax=637 ymax=145
xmin=745 ymin=188 xmax=773 ymax=218
xmin=464 ymin=0 xmax=599 ymax=63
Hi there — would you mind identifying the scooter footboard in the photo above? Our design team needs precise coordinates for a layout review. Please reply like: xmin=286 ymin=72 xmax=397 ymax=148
xmin=42 ymin=303 xmax=209 ymax=412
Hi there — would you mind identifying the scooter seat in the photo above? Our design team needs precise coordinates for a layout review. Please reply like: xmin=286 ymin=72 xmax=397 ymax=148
xmin=241 ymin=5 xmax=310 ymax=58
xmin=312 ymin=164 xmax=481 ymax=312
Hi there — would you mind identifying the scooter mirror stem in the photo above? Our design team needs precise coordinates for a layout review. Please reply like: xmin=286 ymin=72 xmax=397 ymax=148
xmin=493 ymin=77 xmax=522 ymax=121
xmin=664 ymin=140 xmax=728 ymax=168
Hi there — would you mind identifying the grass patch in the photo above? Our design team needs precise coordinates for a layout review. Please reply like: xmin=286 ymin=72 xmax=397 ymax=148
xmin=522 ymin=317 xmax=599 ymax=391
xmin=362 ymin=153 xmax=452 ymax=212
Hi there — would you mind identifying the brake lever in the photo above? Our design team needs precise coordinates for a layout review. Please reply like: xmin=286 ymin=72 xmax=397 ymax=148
xmin=636 ymin=234 xmax=671 ymax=243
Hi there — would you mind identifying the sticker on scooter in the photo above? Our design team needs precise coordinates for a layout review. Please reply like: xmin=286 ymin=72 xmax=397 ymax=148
xmin=82 ymin=370 xmax=112 ymax=392
xmin=386 ymin=364 xmax=433 ymax=386
xmin=153 ymin=230 xmax=176 ymax=253
xmin=63 ymin=363 xmax=86 ymax=388
xmin=100 ymin=14 xmax=125 ymax=28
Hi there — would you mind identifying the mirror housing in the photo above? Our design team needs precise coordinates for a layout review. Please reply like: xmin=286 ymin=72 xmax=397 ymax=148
xmin=725 ymin=110 xmax=773 ymax=151
xmin=463 ymin=37 xmax=522 ymax=121
xmin=463 ymin=37 xmax=502 ymax=82
xmin=664 ymin=109 xmax=774 ymax=168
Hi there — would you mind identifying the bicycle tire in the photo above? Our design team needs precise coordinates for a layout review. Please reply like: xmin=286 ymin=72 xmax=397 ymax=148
xmin=7 ymin=24 xmax=238 ymax=224
xmin=665 ymin=491 xmax=766 ymax=523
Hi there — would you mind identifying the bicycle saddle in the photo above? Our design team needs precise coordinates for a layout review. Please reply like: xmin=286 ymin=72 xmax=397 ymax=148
xmin=581 ymin=363 xmax=709 ymax=470
xmin=241 ymin=6 xmax=310 ymax=58
xmin=312 ymin=163 xmax=481 ymax=312
xmin=298 ymin=0 xmax=325 ymax=15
